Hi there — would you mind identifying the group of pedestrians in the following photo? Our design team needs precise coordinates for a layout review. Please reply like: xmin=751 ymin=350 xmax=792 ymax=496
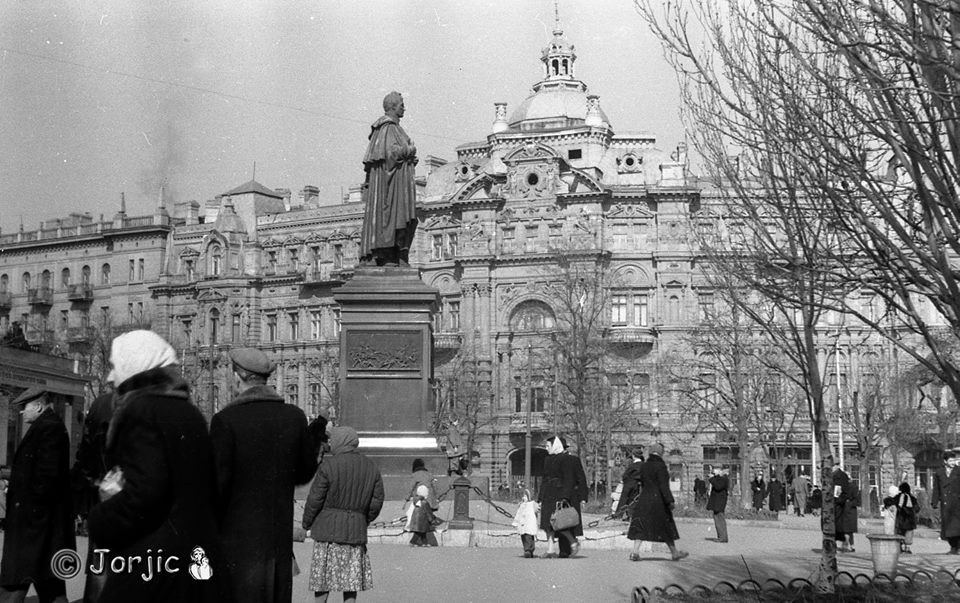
xmin=0 ymin=329 xmax=384 ymax=603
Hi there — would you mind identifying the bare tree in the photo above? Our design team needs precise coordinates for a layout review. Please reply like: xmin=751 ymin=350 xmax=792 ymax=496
xmin=433 ymin=348 xmax=495 ymax=477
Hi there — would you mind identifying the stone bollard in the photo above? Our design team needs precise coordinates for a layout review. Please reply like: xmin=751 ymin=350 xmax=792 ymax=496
xmin=448 ymin=475 xmax=474 ymax=530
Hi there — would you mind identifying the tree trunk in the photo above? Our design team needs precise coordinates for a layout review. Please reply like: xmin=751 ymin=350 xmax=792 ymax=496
xmin=815 ymin=426 xmax=837 ymax=593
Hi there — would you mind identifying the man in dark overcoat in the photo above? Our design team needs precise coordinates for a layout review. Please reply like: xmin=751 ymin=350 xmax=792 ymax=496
xmin=87 ymin=329 xmax=224 ymax=603
xmin=210 ymin=348 xmax=318 ymax=603
xmin=931 ymin=449 xmax=960 ymax=553
xmin=693 ymin=475 xmax=707 ymax=508
xmin=630 ymin=443 xmax=688 ymax=561
xmin=615 ymin=447 xmax=644 ymax=519
xmin=768 ymin=475 xmax=784 ymax=512
xmin=832 ymin=460 xmax=856 ymax=552
xmin=0 ymin=387 xmax=75 ymax=603
xmin=707 ymin=467 xmax=729 ymax=543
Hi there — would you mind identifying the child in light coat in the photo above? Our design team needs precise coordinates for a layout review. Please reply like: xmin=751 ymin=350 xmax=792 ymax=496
xmin=882 ymin=485 xmax=898 ymax=535
xmin=512 ymin=489 xmax=540 ymax=558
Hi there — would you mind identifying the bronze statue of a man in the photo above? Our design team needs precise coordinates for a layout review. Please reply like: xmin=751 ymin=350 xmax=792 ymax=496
xmin=360 ymin=91 xmax=419 ymax=266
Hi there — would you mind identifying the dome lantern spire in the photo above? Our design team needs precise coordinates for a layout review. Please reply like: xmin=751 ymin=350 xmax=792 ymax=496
xmin=539 ymin=0 xmax=577 ymax=85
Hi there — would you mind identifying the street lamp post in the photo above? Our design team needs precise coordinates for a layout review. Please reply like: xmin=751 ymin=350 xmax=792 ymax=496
xmin=524 ymin=343 xmax=532 ymax=492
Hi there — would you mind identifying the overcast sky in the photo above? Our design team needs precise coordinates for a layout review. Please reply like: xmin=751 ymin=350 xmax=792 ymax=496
xmin=0 ymin=0 xmax=684 ymax=233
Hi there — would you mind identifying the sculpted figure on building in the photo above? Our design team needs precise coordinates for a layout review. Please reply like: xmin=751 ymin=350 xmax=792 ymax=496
xmin=360 ymin=91 xmax=419 ymax=267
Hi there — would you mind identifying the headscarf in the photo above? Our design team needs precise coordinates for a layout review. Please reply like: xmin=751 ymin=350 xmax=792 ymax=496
xmin=107 ymin=330 xmax=178 ymax=387
xmin=328 ymin=426 xmax=359 ymax=455
xmin=416 ymin=484 xmax=430 ymax=499
xmin=547 ymin=436 xmax=564 ymax=455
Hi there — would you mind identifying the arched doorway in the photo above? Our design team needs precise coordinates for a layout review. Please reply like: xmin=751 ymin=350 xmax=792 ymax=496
xmin=508 ymin=447 xmax=548 ymax=494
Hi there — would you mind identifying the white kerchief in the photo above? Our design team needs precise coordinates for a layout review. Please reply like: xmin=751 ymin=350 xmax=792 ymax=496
xmin=107 ymin=330 xmax=178 ymax=386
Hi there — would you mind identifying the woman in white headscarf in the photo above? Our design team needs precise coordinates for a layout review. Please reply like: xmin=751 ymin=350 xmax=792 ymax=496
xmin=87 ymin=330 xmax=225 ymax=602
xmin=537 ymin=435 xmax=588 ymax=558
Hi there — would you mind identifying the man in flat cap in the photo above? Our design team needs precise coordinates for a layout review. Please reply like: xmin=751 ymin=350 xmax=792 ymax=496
xmin=210 ymin=348 xmax=319 ymax=603
xmin=0 ymin=388 xmax=75 ymax=603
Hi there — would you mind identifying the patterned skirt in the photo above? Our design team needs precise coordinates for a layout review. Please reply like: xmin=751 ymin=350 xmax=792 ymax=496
xmin=308 ymin=541 xmax=373 ymax=593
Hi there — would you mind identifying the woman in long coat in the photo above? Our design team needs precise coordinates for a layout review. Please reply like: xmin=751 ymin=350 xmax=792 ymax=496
xmin=629 ymin=443 xmax=688 ymax=561
xmin=87 ymin=330 xmax=225 ymax=603
xmin=538 ymin=436 xmax=588 ymax=558
xmin=832 ymin=463 xmax=857 ymax=552
xmin=768 ymin=476 xmax=784 ymax=512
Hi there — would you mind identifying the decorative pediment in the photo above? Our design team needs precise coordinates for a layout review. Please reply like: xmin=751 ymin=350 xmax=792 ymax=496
xmin=179 ymin=246 xmax=200 ymax=258
xmin=428 ymin=271 xmax=459 ymax=294
xmin=304 ymin=233 xmax=325 ymax=245
xmin=497 ymin=208 xmax=516 ymax=226
xmin=196 ymin=289 xmax=228 ymax=303
xmin=453 ymin=173 xmax=497 ymax=202
xmin=606 ymin=202 xmax=654 ymax=219
xmin=328 ymin=229 xmax=350 ymax=241
xmin=423 ymin=215 xmax=462 ymax=230
xmin=613 ymin=264 xmax=653 ymax=287
xmin=282 ymin=235 xmax=303 ymax=247
xmin=565 ymin=167 xmax=603 ymax=195
xmin=663 ymin=279 xmax=685 ymax=288
xmin=261 ymin=237 xmax=282 ymax=248
xmin=503 ymin=142 xmax=560 ymax=164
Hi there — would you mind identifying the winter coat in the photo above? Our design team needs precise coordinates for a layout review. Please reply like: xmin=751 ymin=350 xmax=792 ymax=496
xmin=940 ymin=466 xmax=960 ymax=539
xmin=707 ymin=474 xmax=729 ymax=514
xmin=615 ymin=461 xmax=643 ymax=517
xmin=87 ymin=366 xmax=225 ymax=603
xmin=792 ymin=475 xmax=809 ymax=511
xmin=512 ymin=499 xmax=540 ymax=536
xmin=628 ymin=455 xmax=680 ymax=542
xmin=406 ymin=468 xmax=438 ymax=510
xmin=409 ymin=497 xmax=438 ymax=533
xmin=0 ymin=407 xmax=75 ymax=587
xmin=302 ymin=427 xmax=384 ymax=545
xmin=832 ymin=468 xmax=858 ymax=534
xmin=894 ymin=492 xmax=918 ymax=535
xmin=751 ymin=478 xmax=766 ymax=510
xmin=767 ymin=479 xmax=784 ymax=512
xmin=538 ymin=452 xmax=588 ymax=536
xmin=210 ymin=384 xmax=318 ymax=603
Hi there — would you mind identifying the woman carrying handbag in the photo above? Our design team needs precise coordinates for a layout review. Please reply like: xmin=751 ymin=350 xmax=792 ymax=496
xmin=538 ymin=436 xmax=588 ymax=558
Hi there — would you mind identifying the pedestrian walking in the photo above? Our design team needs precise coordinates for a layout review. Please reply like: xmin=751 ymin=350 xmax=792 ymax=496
xmin=0 ymin=387 xmax=75 ymax=603
xmin=693 ymin=475 xmax=707 ymax=509
xmin=750 ymin=472 xmax=766 ymax=511
xmin=538 ymin=436 xmax=588 ymax=558
xmin=832 ymin=460 xmax=856 ymax=552
xmin=882 ymin=486 xmax=898 ymax=535
xmin=86 ymin=330 xmax=224 ymax=602
xmin=407 ymin=484 xmax=440 ymax=547
xmin=931 ymin=449 xmax=960 ymax=554
xmin=845 ymin=481 xmax=861 ymax=551
xmin=768 ymin=475 xmax=784 ymax=513
xmin=792 ymin=472 xmax=809 ymax=517
xmin=615 ymin=447 xmax=644 ymax=519
xmin=404 ymin=459 xmax=438 ymax=545
xmin=894 ymin=482 xmax=918 ymax=554
xmin=628 ymin=443 xmax=688 ymax=561
xmin=707 ymin=467 xmax=729 ymax=543
xmin=210 ymin=348 xmax=319 ymax=603
xmin=512 ymin=489 xmax=539 ymax=558
xmin=302 ymin=426 xmax=384 ymax=603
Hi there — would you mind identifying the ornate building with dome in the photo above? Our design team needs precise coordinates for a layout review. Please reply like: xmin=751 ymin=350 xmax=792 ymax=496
xmin=3 ymin=18 xmax=940 ymax=500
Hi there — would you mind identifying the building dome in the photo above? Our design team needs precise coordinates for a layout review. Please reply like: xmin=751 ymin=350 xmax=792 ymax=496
xmin=508 ymin=85 xmax=609 ymax=130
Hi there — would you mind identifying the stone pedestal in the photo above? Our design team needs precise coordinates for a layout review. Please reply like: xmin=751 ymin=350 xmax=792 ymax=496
xmin=334 ymin=265 xmax=445 ymax=494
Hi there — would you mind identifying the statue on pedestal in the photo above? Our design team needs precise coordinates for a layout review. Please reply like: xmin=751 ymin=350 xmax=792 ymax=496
xmin=360 ymin=91 xmax=419 ymax=267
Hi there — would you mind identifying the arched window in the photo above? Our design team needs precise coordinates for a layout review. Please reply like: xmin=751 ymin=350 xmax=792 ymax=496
xmin=509 ymin=300 xmax=556 ymax=332
xmin=287 ymin=384 xmax=299 ymax=408
xmin=209 ymin=244 xmax=223 ymax=277
xmin=667 ymin=295 xmax=681 ymax=323
xmin=101 ymin=263 xmax=111 ymax=285
xmin=209 ymin=308 xmax=220 ymax=344
xmin=81 ymin=265 xmax=91 ymax=285
xmin=40 ymin=270 xmax=51 ymax=288
xmin=22 ymin=272 xmax=31 ymax=292
xmin=61 ymin=268 xmax=71 ymax=288
xmin=0 ymin=274 xmax=8 ymax=293
xmin=551 ymin=58 xmax=559 ymax=76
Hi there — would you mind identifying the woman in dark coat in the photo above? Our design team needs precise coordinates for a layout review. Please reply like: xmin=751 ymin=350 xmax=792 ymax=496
xmin=629 ymin=443 xmax=688 ymax=561
xmin=404 ymin=458 xmax=438 ymax=546
xmin=538 ymin=436 xmax=588 ymax=558
xmin=0 ymin=387 xmax=75 ymax=603
xmin=750 ymin=473 xmax=766 ymax=511
xmin=302 ymin=426 xmax=384 ymax=603
xmin=87 ymin=330 xmax=225 ymax=603
xmin=767 ymin=476 xmax=784 ymax=512
xmin=832 ymin=463 xmax=856 ymax=552
xmin=615 ymin=448 xmax=644 ymax=518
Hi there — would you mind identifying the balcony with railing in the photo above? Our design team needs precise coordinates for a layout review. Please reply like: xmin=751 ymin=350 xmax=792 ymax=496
xmin=66 ymin=325 xmax=96 ymax=342
xmin=433 ymin=331 xmax=463 ymax=350
xmin=0 ymin=291 xmax=11 ymax=311
xmin=507 ymin=412 xmax=551 ymax=434
xmin=604 ymin=325 xmax=657 ymax=344
xmin=67 ymin=283 xmax=94 ymax=302
xmin=27 ymin=287 xmax=53 ymax=306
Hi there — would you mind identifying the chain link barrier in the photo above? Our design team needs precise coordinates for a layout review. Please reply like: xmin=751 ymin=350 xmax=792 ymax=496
xmin=630 ymin=569 xmax=960 ymax=603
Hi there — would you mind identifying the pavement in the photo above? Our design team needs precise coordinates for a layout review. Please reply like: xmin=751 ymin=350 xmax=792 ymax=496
xmin=5 ymin=499 xmax=960 ymax=602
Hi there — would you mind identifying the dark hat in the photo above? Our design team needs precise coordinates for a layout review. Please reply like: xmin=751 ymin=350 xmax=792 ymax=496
xmin=11 ymin=386 xmax=46 ymax=406
xmin=229 ymin=347 xmax=274 ymax=376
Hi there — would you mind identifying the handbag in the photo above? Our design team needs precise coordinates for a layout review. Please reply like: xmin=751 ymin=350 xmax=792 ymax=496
xmin=550 ymin=500 xmax=579 ymax=531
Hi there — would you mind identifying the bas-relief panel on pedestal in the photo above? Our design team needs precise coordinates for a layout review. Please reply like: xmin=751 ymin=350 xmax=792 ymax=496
xmin=345 ymin=330 xmax=422 ymax=373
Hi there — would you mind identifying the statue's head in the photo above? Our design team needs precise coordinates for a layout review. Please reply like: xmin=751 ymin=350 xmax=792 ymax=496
xmin=383 ymin=91 xmax=404 ymax=115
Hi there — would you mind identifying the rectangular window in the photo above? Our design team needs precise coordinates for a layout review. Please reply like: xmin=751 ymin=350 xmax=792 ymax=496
xmin=433 ymin=308 xmax=443 ymax=332
xmin=232 ymin=314 xmax=241 ymax=342
xmin=446 ymin=234 xmax=458 ymax=259
xmin=449 ymin=301 xmax=460 ymax=331
xmin=699 ymin=293 xmax=714 ymax=322
xmin=128 ymin=303 xmax=134 ymax=323
xmin=265 ymin=314 xmax=277 ymax=342
xmin=60 ymin=310 xmax=69 ymax=330
xmin=101 ymin=306 xmax=111 ymax=326
xmin=333 ymin=245 xmax=343 ymax=270
xmin=289 ymin=248 xmax=299 ymax=271
xmin=514 ymin=387 xmax=523 ymax=413
xmin=632 ymin=294 xmax=648 ymax=327
xmin=311 ymin=246 xmax=321 ymax=271
xmin=136 ymin=302 xmax=144 ymax=323
xmin=332 ymin=308 xmax=341 ymax=336
xmin=268 ymin=251 xmax=278 ymax=273
xmin=185 ymin=260 xmax=195 ymax=281
xmin=128 ymin=259 xmax=135 ymax=281
xmin=288 ymin=384 xmax=299 ymax=408
xmin=209 ymin=312 xmax=219 ymax=343
xmin=80 ymin=309 xmax=89 ymax=328
xmin=308 ymin=383 xmax=321 ymax=416
xmin=288 ymin=312 xmax=299 ymax=340
xmin=182 ymin=318 xmax=192 ymax=344
xmin=567 ymin=149 xmax=582 ymax=160
xmin=310 ymin=310 xmax=322 ymax=340
xmin=432 ymin=235 xmax=443 ymax=260
xmin=612 ymin=295 xmax=628 ymax=325
xmin=138 ymin=258 xmax=145 ymax=280
xmin=531 ymin=386 xmax=545 ymax=412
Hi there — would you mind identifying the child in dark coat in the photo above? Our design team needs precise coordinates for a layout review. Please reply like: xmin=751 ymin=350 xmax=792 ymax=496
xmin=894 ymin=482 xmax=918 ymax=554
xmin=409 ymin=484 xmax=439 ymax=547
